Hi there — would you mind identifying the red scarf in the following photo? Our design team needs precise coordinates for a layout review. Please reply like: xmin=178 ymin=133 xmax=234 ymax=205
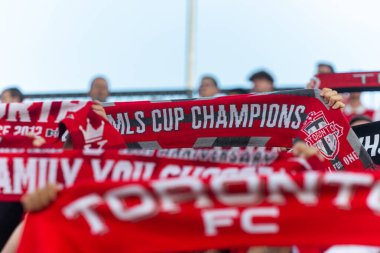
xmin=127 ymin=147 xmax=282 ymax=166
xmin=0 ymin=148 xmax=321 ymax=201
xmin=0 ymin=90 xmax=373 ymax=170
xmin=17 ymin=171 xmax=380 ymax=253
xmin=0 ymin=135 xmax=36 ymax=148
xmin=311 ymin=71 xmax=380 ymax=91
xmin=104 ymin=89 xmax=373 ymax=171
xmin=0 ymin=101 xmax=124 ymax=150
xmin=60 ymin=102 xmax=125 ymax=150
xmin=0 ymin=101 xmax=88 ymax=147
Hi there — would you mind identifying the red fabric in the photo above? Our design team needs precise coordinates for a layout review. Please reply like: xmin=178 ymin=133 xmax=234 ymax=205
xmin=0 ymin=101 xmax=88 ymax=148
xmin=0 ymin=135 xmax=35 ymax=148
xmin=297 ymin=246 xmax=327 ymax=253
xmin=104 ymin=90 xmax=334 ymax=148
xmin=0 ymin=91 xmax=373 ymax=170
xmin=311 ymin=71 xmax=380 ymax=90
xmin=0 ymin=148 xmax=321 ymax=201
xmin=120 ymin=147 xmax=284 ymax=166
xmin=17 ymin=171 xmax=380 ymax=253
xmin=61 ymin=102 xmax=125 ymax=150
xmin=231 ymin=247 xmax=327 ymax=253
xmin=0 ymin=101 xmax=125 ymax=150
xmin=105 ymin=90 xmax=373 ymax=171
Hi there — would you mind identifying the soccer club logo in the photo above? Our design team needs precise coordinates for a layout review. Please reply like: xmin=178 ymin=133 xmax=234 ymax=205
xmin=301 ymin=111 xmax=343 ymax=160
xmin=79 ymin=118 xmax=108 ymax=150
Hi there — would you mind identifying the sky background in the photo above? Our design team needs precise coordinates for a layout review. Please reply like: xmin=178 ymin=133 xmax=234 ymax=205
xmin=0 ymin=0 xmax=380 ymax=96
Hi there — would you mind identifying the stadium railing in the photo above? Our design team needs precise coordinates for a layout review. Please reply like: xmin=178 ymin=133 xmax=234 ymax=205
xmin=24 ymin=87 xmax=302 ymax=101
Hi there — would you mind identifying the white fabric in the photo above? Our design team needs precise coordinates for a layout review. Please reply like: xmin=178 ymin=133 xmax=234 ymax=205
xmin=324 ymin=245 xmax=380 ymax=253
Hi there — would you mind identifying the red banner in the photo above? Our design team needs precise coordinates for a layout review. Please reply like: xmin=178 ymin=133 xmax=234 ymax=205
xmin=0 ymin=90 xmax=373 ymax=171
xmin=0 ymin=148 xmax=318 ymax=201
xmin=0 ymin=101 xmax=88 ymax=147
xmin=104 ymin=89 xmax=373 ymax=171
xmin=17 ymin=171 xmax=380 ymax=253
xmin=311 ymin=71 xmax=380 ymax=91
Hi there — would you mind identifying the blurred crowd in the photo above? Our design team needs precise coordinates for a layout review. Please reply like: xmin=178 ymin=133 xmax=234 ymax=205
xmin=1 ymin=76 xmax=110 ymax=103
xmin=197 ymin=62 xmax=373 ymax=127
xmin=1 ymin=62 xmax=375 ymax=128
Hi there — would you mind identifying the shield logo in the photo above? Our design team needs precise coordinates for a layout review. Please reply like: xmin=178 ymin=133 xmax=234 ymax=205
xmin=301 ymin=111 xmax=343 ymax=160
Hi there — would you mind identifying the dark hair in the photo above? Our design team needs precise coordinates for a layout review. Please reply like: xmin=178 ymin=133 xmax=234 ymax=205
xmin=248 ymin=71 xmax=274 ymax=83
xmin=317 ymin=62 xmax=335 ymax=73
xmin=349 ymin=115 xmax=372 ymax=126
xmin=90 ymin=76 xmax=109 ymax=89
xmin=2 ymin=87 xmax=24 ymax=102
xmin=227 ymin=88 xmax=249 ymax=95
xmin=201 ymin=75 xmax=218 ymax=88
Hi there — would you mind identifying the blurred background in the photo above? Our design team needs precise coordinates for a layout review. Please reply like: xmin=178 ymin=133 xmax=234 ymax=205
xmin=0 ymin=0 xmax=380 ymax=106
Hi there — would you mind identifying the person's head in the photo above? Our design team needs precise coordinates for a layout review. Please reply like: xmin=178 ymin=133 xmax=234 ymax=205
xmin=248 ymin=71 xmax=274 ymax=92
xmin=89 ymin=76 xmax=110 ymax=102
xmin=317 ymin=63 xmax=335 ymax=74
xmin=348 ymin=92 xmax=361 ymax=101
xmin=350 ymin=115 xmax=372 ymax=127
xmin=198 ymin=76 xmax=219 ymax=97
xmin=1 ymin=87 xmax=24 ymax=103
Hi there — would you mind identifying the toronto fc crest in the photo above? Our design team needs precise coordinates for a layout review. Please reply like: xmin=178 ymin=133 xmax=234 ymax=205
xmin=302 ymin=111 xmax=343 ymax=160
